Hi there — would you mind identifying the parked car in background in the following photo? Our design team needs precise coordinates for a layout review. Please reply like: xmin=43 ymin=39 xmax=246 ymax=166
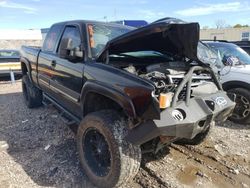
xmin=202 ymin=41 xmax=250 ymax=124
xmin=0 ymin=50 xmax=21 ymax=77
xmin=205 ymin=41 xmax=250 ymax=65
xmin=233 ymin=41 xmax=250 ymax=55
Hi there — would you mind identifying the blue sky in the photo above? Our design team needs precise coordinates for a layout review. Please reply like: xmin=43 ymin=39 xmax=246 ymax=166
xmin=0 ymin=0 xmax=250 ymax=29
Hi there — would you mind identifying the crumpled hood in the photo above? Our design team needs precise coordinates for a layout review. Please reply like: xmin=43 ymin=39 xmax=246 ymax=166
xmin=97 ymin=19 xmax=200 ymax=61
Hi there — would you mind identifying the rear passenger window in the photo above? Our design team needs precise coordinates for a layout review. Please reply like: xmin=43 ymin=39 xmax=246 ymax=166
xmin=43 ymin=24 xmax=62 ymax=52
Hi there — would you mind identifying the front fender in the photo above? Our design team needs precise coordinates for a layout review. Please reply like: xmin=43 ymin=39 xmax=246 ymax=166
xmin=80 ymin=81 xmax=137 ymax=118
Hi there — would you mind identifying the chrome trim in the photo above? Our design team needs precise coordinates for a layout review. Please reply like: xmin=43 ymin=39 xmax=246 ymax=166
xmin=39 ymin=79 xmax=49 ymax=86
xmin=50 ymin=85 xmax=79 ymax=103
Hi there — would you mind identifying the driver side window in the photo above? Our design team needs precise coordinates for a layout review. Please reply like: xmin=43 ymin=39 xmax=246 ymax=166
xmin=58 ymin=26 xmax=81 ymax=58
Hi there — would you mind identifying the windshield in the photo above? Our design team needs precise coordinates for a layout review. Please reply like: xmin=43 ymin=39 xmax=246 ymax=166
xmin=206 ymin=42 xmax=250 ymax=65
xmin=197 ymin=42 xmax=223 ymax=68
xmin=109 ymin=43 xmax=221 ymax=65
xmin=88 ymin=24 xmax=133 ymax=57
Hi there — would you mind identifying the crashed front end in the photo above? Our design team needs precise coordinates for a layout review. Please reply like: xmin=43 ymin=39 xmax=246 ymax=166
xmin=126 ymin=66 xmax=235 ymax=145
xmin=96 ymin=18 xmax=236 ymax=146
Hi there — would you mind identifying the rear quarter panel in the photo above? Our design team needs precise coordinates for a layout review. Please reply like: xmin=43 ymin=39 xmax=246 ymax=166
xmin=20 ymin=46 xmax=41 ymax=84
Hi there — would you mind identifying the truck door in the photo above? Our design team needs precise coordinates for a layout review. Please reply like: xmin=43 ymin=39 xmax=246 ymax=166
xmin=37 ymin=24 xmax=63 ymax=94
xmin=49 ymin=25 xmax=84 ymax=117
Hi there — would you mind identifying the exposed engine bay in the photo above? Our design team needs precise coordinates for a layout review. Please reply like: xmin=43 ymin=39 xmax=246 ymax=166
xmin=123 ymin=61 xmax=218 ymax=104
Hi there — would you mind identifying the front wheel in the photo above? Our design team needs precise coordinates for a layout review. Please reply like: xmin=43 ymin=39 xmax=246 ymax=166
xmin=228 ymin=88 xmax=250 ymax=124
xmin=77 ymin=110 xmax=141 ymax=188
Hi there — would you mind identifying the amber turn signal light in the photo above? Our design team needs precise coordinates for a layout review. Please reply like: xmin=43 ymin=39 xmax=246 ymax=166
xmin=159 ymin=93 xmax=173 ymax=109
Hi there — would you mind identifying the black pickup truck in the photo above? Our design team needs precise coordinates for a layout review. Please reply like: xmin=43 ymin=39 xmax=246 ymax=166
xmin=20 ymin=18 xmax=235 ymax=188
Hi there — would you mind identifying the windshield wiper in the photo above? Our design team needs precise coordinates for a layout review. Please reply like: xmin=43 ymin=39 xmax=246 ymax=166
xmin=150 ymin=51 xmax=174 ymax=61
xmin=118 ymin=53 xmax=139 ymax=59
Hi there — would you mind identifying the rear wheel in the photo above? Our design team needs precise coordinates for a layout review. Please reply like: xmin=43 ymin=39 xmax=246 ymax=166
xmin=228 ymin=88 xmax=250 ymax=124
xmin=22 ymin=75 xmax=43 ymax=108
xmin=77 ymin=110 xmax=141 ymax=188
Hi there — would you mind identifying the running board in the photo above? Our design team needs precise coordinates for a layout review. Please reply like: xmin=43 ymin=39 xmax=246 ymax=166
xmin=43 ymin=93 xmax=81 ymax=125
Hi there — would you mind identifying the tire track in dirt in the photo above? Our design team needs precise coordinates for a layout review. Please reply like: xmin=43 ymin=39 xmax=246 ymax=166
xmin=133 ymin=142 xmax=250 ymax=188
xmin=171 ymin=144 xmax=250 ymax=187
xmin=135 ymin=167 xmax=167 ymax=188
xmin=182 ymin=144 xmax=250 ymax=178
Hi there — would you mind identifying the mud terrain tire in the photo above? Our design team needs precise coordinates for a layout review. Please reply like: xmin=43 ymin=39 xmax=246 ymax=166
xmin=22 ymin=75 xmax=43 ymax=108
xmin=77 ymin=110 xmax=141 ymax=188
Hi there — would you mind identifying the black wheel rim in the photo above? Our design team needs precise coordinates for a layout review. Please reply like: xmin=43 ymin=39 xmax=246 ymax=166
xmin=83 ymin=128 xmax=111 ymax=177
xmin=232 ymin=94 xmax=250 ymax=120
xmin=22 ymin=82 xmax=29 ymax=101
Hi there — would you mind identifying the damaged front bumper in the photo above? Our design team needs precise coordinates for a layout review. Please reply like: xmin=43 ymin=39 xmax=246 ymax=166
xmin=126 ymin=91 xmax=235 ymax=145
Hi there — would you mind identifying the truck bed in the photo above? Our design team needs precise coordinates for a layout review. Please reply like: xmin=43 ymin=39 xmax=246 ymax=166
xmin=20 ymin=46 xmax=41 ymax=84
xmin=21 ymin=46 xmax=41 ymax=62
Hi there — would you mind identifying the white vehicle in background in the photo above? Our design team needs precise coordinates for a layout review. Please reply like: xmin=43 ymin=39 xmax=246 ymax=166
xmin=201 ymin=41 xmax=250 ymax=124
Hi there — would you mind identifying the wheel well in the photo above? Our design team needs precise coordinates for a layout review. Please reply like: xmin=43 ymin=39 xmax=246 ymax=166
xmin=21 ymin=62 xmax=28 ymax=75
xmin=83 ymin=92 xmax=123 ymax=116
xmin=222 ymin=81 xmax=250 ymax=91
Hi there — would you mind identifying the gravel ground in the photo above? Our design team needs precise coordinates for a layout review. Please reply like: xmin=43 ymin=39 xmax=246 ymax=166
xmin=0 ymin=80 xmax=250 ymax=188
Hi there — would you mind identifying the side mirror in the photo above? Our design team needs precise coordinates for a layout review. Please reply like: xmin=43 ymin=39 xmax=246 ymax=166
xmin=69 ymin=46 xmax=84 ymax=59
xmin=59 ymin=38 xmax=84 ymax=61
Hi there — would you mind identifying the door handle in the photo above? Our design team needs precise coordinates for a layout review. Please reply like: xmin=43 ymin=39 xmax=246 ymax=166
xmin=51 ymin=60 xmax=56 ymax=67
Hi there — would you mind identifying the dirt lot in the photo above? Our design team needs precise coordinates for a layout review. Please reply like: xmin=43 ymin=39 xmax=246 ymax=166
xmin=0 ymin=80 xmax=250 ymax=188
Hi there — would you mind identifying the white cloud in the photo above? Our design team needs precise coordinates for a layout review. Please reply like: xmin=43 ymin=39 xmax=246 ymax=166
xmin=138 ymin=10 xmax=165 ymax=20
xmin=0 ymin=0 xmax=37 ymax=14
xmin=175 ymin=2 xmax=250 ymax=16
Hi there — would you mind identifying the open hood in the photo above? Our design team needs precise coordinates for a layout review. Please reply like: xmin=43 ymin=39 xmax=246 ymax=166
xmin=96 ymin=18 xmax=200 ymax=62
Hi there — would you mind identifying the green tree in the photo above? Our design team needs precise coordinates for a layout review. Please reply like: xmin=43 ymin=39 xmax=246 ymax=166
xmin=233 ymin=24 xmax=249 ymax=28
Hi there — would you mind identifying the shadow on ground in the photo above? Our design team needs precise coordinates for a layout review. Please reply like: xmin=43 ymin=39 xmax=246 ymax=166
xmin=0 ymin=92 xmax=95 ymax=187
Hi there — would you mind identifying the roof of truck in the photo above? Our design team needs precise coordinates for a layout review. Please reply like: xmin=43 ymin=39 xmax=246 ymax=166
xmin=51 ymin=20 xmax=135 ymax=30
